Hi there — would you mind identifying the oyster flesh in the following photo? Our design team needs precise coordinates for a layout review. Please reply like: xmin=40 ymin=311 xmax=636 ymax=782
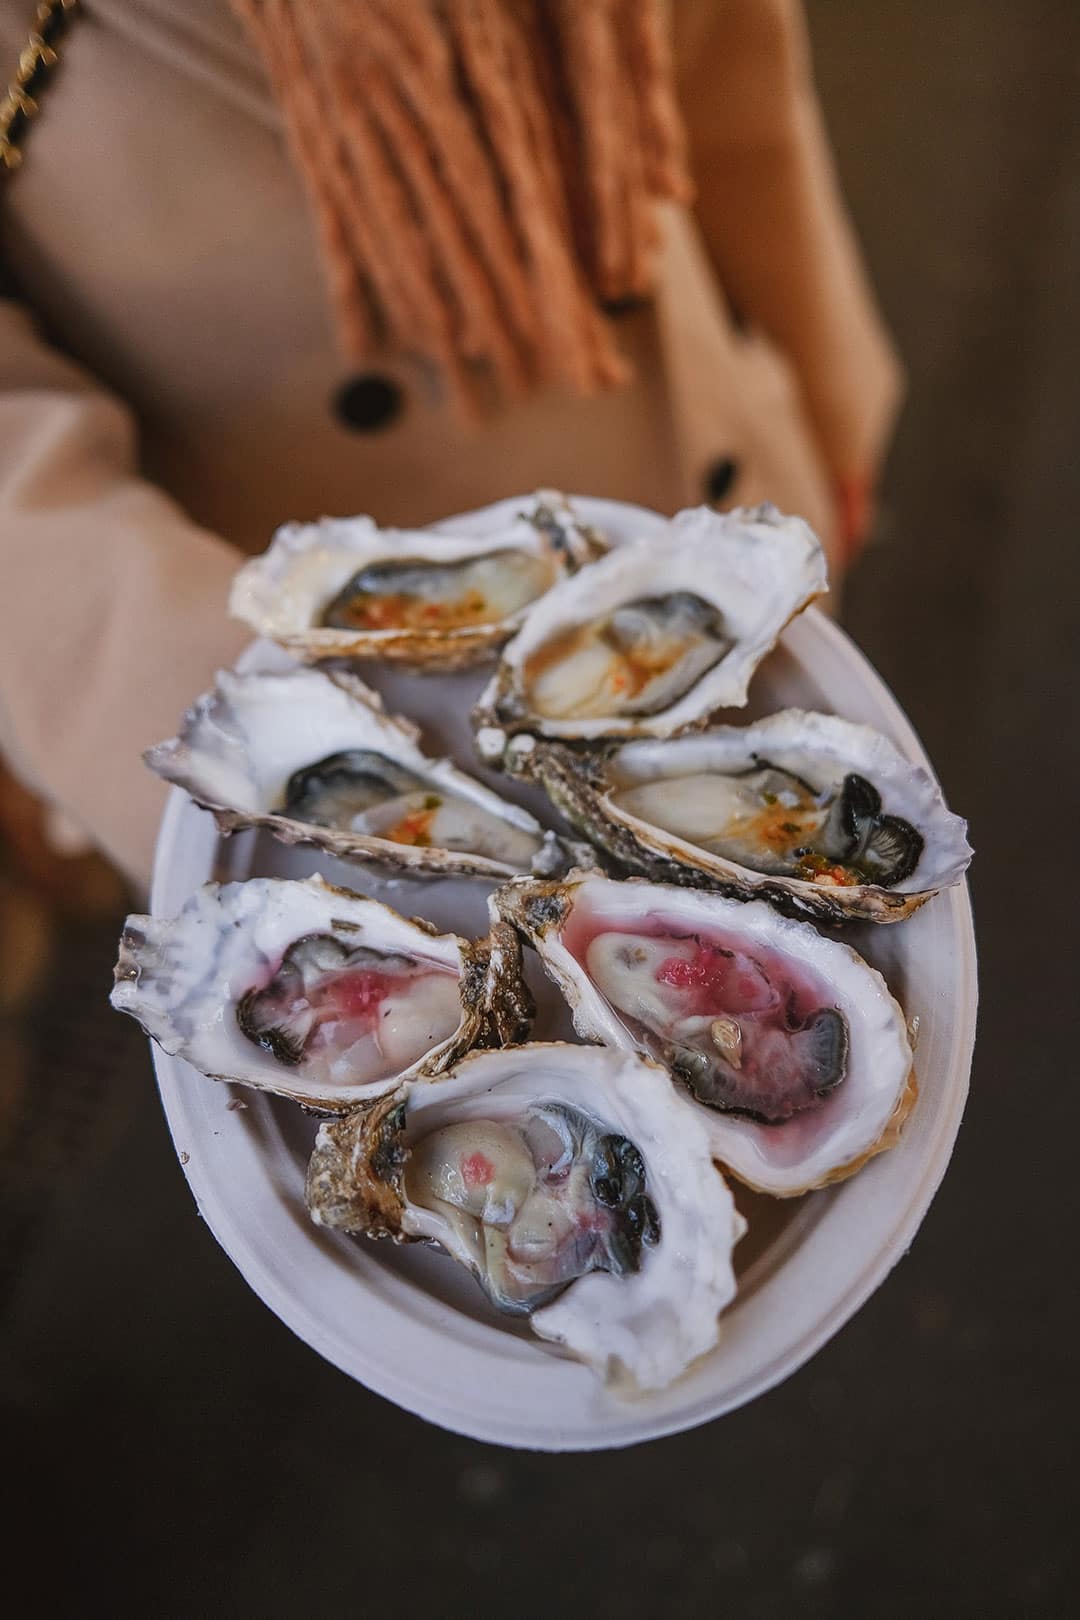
xmin=145 ymin=666 xmax=549 ymax=880
xmin=494 ymin=873 xmax=915 ymax=1197
xmin=506 ymin=709 xmax=973 ymax=923
xmin=111 ymin=876 xmax=531 ymax=1110
xmin=475 ymin=504 xmax=826 ymax=754
xmin=306 ymin=1042 xmax=745 ymax=1390
xmin=229 ymin=492 xmax=601 ymax=670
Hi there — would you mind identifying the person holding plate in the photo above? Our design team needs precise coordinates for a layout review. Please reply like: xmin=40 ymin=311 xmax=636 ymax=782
xmin=0 ymin=0 xmax=901 ymax=892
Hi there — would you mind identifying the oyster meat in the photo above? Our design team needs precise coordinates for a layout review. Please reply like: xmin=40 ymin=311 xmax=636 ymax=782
xmin=306 ymin=1043 xmax=745 ymax=1390
xmin=111 ymin=876 xmax=531 ymax=1110
xmin=229 ymin=492 xmax=601 ymax=669
xmin=495 ymin=874 xmax=915 ymax=1196
xmin=507 ymin=709 xmax=973 ymax=923
xmin=146 ymin=666 xmax=548 ymax=879
xmin=475 ymin=504 xmax=827 ymax=753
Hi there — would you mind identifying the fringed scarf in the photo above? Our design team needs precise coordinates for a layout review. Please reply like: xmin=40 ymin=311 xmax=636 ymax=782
xmin=230 ymin=0 xmax=691 ymax=413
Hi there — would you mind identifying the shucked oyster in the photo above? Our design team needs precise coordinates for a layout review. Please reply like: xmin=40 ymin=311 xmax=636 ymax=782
xmin=111 ymin=876 xmax=532 ymax=1110
xmin=145 ymin=666 xmax=548 ymax=880
xmin=495 ymin=873 xmax=915 ymax=1197
xmin=507 ymin=710 xmax=973 ymax=923
xmin=475 ymin=505 xmax=826 ymax=754
xmin=306 ymin=1043 xmax=745 ymax=1390
xmin=229 ymin=492 xmax=601 ymax=670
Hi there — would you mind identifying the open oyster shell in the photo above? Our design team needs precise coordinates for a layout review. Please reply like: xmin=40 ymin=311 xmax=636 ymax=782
xmin=111 ymin=876 xmax=532 ymax=1111
xmin=474 ymin=504 xmax=827 ymax=755
xmin=229 ymin=491 xmax=601 ymax=670
xmin=505 ymin=710 xmax=973 ymax=924
xmin=494 ymin=873 xmax=915 ymax=1197
xmin=145 ymin=666 xmax=552 ymax=881
xmin=306 ymin=1042 xmax=745 ymax=1391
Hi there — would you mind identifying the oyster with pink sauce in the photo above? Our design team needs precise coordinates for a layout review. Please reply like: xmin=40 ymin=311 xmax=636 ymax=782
xmin=306 ymin=1042 xmax=745 ymax=1390
xmin=111 ymin=876 xmax=531 ymax=1111
xmin=494 ymin=873 xmax=915 ymax=1197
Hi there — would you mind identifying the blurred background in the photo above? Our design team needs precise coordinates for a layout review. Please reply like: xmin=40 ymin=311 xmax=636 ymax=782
xmin=2 ymin=2 xmax=1076 ymax=1614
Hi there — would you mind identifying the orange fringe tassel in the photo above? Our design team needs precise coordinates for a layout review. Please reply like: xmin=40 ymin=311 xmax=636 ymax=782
xmin=231 ymin=0 xmax=691 ymax=414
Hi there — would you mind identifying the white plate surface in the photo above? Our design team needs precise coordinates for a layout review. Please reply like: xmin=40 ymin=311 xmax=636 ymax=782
xmin=147 ymin=497 xmax=977 ymax=1450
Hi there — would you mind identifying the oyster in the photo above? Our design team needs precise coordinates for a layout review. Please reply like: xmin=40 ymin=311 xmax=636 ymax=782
xmin=474 ymin=504 xmax=826 ymax=754
xmin=229 ymin=492 xmax=600 ymax=670
xmin=306 ymin=1043 xmax=745 ymax=1390
xmin=111 ymin=876 xmax=531 ymax=1110
xmin=145 ymin=666 xmax=549 ymax=880
xmin=494 ymin=873 xmax=915 ymax=1197
xmin=506 ymin=710 xmax=973 ymax=923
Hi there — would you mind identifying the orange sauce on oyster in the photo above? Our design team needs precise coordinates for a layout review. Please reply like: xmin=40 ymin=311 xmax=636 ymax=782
xmin=341 ymin=588 xmax=491 ymax=632
xmin=523 ymin=621 xmax=683 ymax=711
xmin=384 ymin=798 xmax=441 ymax=847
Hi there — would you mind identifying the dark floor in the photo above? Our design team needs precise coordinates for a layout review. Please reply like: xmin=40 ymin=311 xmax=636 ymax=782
xmin=3 ymin=3 xmax=1079 ymax=1615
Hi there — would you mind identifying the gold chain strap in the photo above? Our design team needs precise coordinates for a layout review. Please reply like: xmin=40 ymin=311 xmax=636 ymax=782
xmin=0 ymin=0 xmax=80 ymax=173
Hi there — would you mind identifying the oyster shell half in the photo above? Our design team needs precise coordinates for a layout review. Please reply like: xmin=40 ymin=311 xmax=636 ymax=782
xmin=145 ymin=666 xmax=551 ymax=880
xmin=111 ymin=876 xmax=532 ymax=1111
xmin=506 ymin=710 xmax=973 ymax=923
xmin=494 ymin=873 xmax=915 ymax=1197
xmin=229 ymin=492 xmax=601 ymax=670
xmin=306 ymin=1042 xmax=745 ymax=1391
xmin=474 ymin=504 xmax=826 ymax=754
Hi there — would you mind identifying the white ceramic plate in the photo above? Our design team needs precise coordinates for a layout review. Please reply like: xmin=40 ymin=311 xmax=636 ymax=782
xmin=147 ymin=497 xmax=977 ymax=1450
